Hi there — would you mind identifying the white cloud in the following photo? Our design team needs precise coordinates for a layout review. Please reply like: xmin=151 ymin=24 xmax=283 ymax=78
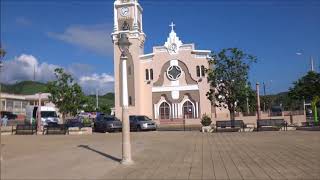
xmin=48 ymin=24 xmax=113 ymax=57
xmin=1 ymin=54 xmax=114 ymax=94
xmin=1 ymin=54 xmax=58 ymax=84
xmin=79 ymin=73 xmax=115 ymax=95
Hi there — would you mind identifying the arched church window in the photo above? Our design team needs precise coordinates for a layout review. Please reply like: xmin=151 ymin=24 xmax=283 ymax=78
xmin=122 ymin=21 xmax=130 ymax=31
xmin=159 ymin=102 xmax=170 ymax=119
xmin=145 ymin=69 xmax=149 ymax=80
xmin=129 ymin=96 xmax=132 ymax=106
xmin=196 ymin=66 xmax=200 ymax=77
xmin=150 ymin=69 xmax=153 ymax=80
xmin=183 ymin=101 xmax=194 ymax=119
xmin=201 ymin=65 xmax=205 ymax=77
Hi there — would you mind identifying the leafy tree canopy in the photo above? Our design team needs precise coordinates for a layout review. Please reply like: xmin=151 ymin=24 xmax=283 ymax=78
xmin=206 ymin=48 xmax=256 ymax=120
xmin=47 ymin=68 xmax=87 ymax=119
xmin=289 ymin=71 xmax=320 ymax=102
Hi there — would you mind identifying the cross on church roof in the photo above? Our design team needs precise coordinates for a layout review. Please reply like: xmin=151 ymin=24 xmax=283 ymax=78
xmin=169 ymin=22 xmax=175 ymax=32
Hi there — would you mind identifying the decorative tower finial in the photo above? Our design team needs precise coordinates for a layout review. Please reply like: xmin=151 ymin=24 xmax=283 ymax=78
xmin=169 ymin=22 xmax=175 ymax=32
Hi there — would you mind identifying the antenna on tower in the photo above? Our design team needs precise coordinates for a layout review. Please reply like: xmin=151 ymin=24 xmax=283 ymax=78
xmin=33 ymin=65 xmax=36 ymax=81
xmin=310 ymin=56 xmax=315 ymax=72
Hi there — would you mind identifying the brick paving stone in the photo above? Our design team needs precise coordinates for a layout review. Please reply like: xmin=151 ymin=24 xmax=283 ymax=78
xmin=1 ymin=131 xmax=320 ymax=180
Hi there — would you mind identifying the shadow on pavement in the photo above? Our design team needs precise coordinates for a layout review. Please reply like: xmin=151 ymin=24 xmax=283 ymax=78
xmin=78 ymin=145 xmax=121 ymax=162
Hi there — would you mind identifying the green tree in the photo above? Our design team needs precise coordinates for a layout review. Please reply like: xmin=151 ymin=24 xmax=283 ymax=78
xmin=206 ymin=48 xmax=256 ymax=125
xmin=98 ymin=104 xmax=112 ymax=115
xmin=47 ymin=68 xmax=86 ymax=121
xmin=289 ymin=71 xmax=320 ymax=123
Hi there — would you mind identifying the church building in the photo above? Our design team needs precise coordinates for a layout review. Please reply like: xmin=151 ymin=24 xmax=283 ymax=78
xmin=112 ymin=0 xmax=218 ymax=124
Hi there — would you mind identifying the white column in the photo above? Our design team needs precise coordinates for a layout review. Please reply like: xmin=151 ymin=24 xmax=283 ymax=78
xmin=122 ymin=57 xmax=129 ymax=107
xmin=196 ymin=102 xmax=199 ymax=118
xmin=133 ymin=1 xmax=138 ymax=30
xmin=113 ymin=3 xmax=118 ymax=31
xmin=154 ymin=104 xmax=158 ymax=119
xmin=178 ymin=103 xmax=181 ymax=119
xmin=140 ymin=10 xmax=143 ymax=32
xmin=121 ymin=55 xmax=132 ymax=165
xmin=193 ymin=103 xmax=196 ymax=119
xmin=172 ymin=103 xmax=175 ymax=118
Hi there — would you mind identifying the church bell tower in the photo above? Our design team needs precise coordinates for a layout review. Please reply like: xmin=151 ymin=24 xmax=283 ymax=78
xmin=112 ymin=0 xmax=146 ymax=119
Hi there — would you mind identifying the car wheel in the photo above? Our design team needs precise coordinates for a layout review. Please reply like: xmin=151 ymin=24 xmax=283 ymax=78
xmin=136 ymin=125 xmax=141 ymax=132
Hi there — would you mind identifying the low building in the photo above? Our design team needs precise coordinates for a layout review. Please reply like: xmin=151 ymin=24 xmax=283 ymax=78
xmin=0 ymin=93 xmax=53 ymax=115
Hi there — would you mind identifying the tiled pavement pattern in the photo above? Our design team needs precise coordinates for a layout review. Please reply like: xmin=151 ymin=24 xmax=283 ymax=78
xmin=1 ymin=131 xmax=320 ymax=180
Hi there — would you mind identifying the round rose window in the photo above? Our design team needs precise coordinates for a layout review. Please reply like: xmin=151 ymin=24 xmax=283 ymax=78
xmin=167 ymin=65 xmax=182 ymax=81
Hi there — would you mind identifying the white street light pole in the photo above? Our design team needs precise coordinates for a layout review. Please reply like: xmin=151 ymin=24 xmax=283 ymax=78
xmin=117 ymin=33 xmax=133 ymax=165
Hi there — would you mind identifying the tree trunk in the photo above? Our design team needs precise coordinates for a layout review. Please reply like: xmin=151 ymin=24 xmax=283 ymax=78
xmin=62 ymin=113 xmax=66 ymax=124
xmin=229 ymin=106 xmax=235 ymax=128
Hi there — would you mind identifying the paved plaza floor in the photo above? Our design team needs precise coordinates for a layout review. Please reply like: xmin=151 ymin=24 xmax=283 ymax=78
xmin=1 ymin=131 xmax=320 ymax=180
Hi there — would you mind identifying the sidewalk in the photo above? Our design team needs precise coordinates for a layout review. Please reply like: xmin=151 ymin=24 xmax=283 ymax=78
xmin=1 ymin=131 xmax=320 ymax=179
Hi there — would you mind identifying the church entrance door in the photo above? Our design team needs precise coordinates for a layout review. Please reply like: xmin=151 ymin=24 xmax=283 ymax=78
xmin=159 ymin=102 xmax=170 ymax=120
xmin=183 ymin=101 xmax=194 ymax=119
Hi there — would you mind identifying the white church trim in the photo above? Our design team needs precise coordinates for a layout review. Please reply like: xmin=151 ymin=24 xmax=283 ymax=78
xmin=152 ymin=85 xmax=199 ymax=93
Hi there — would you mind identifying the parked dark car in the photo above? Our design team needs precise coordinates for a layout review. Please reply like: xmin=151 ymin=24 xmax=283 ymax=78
xmin=0 ymin=111 xmax=17 ymax=120
xmin=129 ymin=115 xmax=157 ymax=131
xmin=94 ymin=115 xmax=122 ymax=133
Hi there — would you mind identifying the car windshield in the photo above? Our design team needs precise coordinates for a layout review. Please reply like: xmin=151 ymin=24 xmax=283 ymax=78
xmin=41 ymin=111 xmax=58 ymax=118
xmin=137 ymin=116 xmax=151 ymax=121
xmin=104 ymin=117 xmax=119 ymax=121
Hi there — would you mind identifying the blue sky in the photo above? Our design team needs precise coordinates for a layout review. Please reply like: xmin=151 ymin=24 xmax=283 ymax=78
xmin=1 ymin=0 xmax=320 ymax=94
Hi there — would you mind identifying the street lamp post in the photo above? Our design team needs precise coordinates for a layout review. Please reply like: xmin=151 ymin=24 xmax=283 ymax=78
xmin=116 ymin=33 xmax=133 ymax=165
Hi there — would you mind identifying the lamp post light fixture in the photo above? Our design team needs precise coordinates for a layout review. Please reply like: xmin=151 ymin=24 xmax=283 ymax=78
xmin=116 ymin=33 xmax=133 ymax=165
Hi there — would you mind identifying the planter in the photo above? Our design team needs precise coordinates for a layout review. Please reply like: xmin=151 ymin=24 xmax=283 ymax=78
xmin=201 ymin=126 xmax=213 ymax=133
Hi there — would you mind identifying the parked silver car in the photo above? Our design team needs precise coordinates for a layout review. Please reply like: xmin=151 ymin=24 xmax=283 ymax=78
xmin=129 ymin=115 xmax=157 ymax=131
xmin=94 ymin=115 xmax=122 ymax=133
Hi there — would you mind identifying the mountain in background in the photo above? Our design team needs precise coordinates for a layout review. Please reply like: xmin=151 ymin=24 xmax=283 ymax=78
xmin=1 ymin=81 xmax=48 ymax=95
xmin=1 ymin=81 xmax=115 ymax=107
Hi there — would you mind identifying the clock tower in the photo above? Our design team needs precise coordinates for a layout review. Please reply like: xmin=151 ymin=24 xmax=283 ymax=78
xmin=112 ymin=0 xmax=147 ymax=119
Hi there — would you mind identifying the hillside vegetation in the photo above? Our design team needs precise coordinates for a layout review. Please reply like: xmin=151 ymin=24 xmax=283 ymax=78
xmin=1 ymin=81 xmax=115 ymax=108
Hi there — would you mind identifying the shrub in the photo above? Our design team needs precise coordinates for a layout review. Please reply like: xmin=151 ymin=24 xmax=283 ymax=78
xmin=201 ymin=114 xmax=212 ymax=126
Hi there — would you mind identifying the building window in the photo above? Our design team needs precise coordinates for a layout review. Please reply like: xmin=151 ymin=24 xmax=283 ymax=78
xmin=145 ymin=69 xmax=149 ymax=80
xmin=150 ymin=69 xmax=153 ymax=80
xmin=129 ymin=96 xmax=132 ymax=106
xmin=196 ymin=66 xmax=200 ymax=77
xmin=159 ymin=102 xmax=170 ymax=119
xmin=183 ymin=101 xmax=194 ymax=119
xmin=201 ymin=65 xmax=205 ymax=77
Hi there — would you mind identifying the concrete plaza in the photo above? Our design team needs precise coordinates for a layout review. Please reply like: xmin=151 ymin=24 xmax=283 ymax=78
xmin=1 ymin=131 xmax=320 ymax=180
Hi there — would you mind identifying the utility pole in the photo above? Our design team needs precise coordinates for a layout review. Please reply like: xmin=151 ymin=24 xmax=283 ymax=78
xmin=96 ymin=89 xmax=99 ymax=110
xmin=310 ymin=56 xmax=315 ymax=72
xmin=256 ymin=83 xmax=261 ymax=121
xmin=263 ymin=82 xmax=266 ymax=112
xmin=33 ymin=65 xmax=36 ymax=81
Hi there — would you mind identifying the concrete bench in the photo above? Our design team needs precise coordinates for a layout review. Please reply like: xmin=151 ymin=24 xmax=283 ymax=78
xmin=15 ymin=124 xmax=37 ymax=135
xmin=216 ymin=120 xmax=245 ymax=132
xmin=257 ymin=119 xmax=287 ymax=131
xmin=43 ymin=123 xmax=68 ymax=135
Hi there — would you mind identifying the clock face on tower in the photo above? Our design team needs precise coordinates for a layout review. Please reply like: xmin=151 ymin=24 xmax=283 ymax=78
xmin=120 ymin=7 xmax=129 ymax=17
